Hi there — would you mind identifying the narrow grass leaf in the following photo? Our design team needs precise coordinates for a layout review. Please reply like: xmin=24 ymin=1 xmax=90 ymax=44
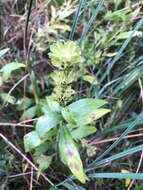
xmin=88 ymin=144 xmax=143 ymax=168
xmin=113 ymin=66 xmax=143 ymax=96
xmin=91 ymin=112 xmax=143 ymax=163
xmin=79 ymin=0 xmax=105 ymax=46
xmin=25 ymin=0 xmax=33 ymax=49
xmin=69 ymin=0 xmax=83 ymax=40
xmin=98 ymin=77 xmax=121 ymax=97
xmin=62 ymin=182 xmax=86 ymax=190
xmin=100 ymin=17 xmax=143 ymax=82
xmin=88 ymin=173 xmax=143 ymax=180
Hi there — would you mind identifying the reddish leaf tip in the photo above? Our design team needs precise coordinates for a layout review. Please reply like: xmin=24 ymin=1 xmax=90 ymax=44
xmin=90 ymin=114 xmax=95 ymax=118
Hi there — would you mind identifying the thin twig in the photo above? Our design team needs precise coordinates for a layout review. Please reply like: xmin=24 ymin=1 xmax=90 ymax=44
xmin=2 ymin=73 xmax=30 ymax=106
xmin=0 ymin=133 xmax=55 ymax=187
xmin=19 ymin=118 xmax=38 ymax=124
xmin=30 ymin=167 xmax=33 ymax=190
xmin=0 ymin=122 xmax=33 ymax=128
xmin=138 ymin=78 xmax=143 ymax=106
xmin=9 ymin=172 xmax=32 ymax=178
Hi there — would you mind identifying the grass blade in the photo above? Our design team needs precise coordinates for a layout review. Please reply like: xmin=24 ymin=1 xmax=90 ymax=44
xmin=100 ymin=17 xmax=143 ymax=82
xmin=88 ymin=173 xmax=143 ymax=180
xmin=98 ymin=77 xmax=121 ymax=97
xmin=90 ymin=112 xmax=143 ymax=163
xmin=63 ymin=182 xmax=86 ymax=190
xmin=88 ymin=144 xmax=143 ymax=168
xmin=69 ymin=0 xmax=83 ymax=40
xmin=79 ymin=0 xmax=105 ymax=46
xmin=25 ymin=0 xmax=33 ymax=50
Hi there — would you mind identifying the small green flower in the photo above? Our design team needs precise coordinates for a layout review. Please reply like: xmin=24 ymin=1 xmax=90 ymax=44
xmin=49 ymin=41 xmax=83 ymax=69
xmin=52 ymin=85 xmax=74 ymax=102
xmin=51 ymin=70 xmax=76 ymax=85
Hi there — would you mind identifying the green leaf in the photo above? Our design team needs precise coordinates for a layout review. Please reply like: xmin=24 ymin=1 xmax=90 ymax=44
xmin=114 ymin=0 xmax=122 ymax=10
xmin=68 ymin=98 xmax=110 ymax=125
xmin=69 ymin=0 xmax=83 ymax=40
xmin=16 ymin=97 xmax=33 ymax=111
xmin=83 ymin=75 xmax=98 ymax=85
xmin=0 ymin=62 xmax=25 ymax=73
xmin=59 ymin=126 xmax=87 ymax=184
xmin=2 ymin=72 xmax=11 ymax=81
xmin=10 ymin=14 xmax=24 ymax=18
xmin=69 ymin=98 xmax=107 ymax=113
xmin=79 ymin=0 xmax=105 ymax=45
xmin=24 ymin=131 xmax=42 ymax=152
xmin=37 ymin=155 xmax=52 ymax=174
xmin=20 ymin=105 xmax=38 ymax=121
xmin=71 ymin=125 xmax=97 ymax=139
xmin=46 ymin=96 xmax=61 ymax=113
xmin=106 ymin=52 xmax=117 ymax=57
xmin=100 ymin=17 xmax=143 ymax=82
xmin=30 ymin=71 xmax=40 ymax=101
xmin=41 ymin=96 xmax=61 ymax=115
xmin=1 ymin=93 xmax=15 ymax=104
xmin=62 ymin=182 xmax=86 ymax=190
xmin=116 ymin=31 xmax=141 ymax=40
xmin=36 ymin=113 xmax=63 ymax=138
xmin=0 ymin=62 xmax=25 ymax=81
xmin=61 ymin=107 xmax=77 ymax=126
xmin=0 ymin=48 xmax=9 ymax=58
xmin=34 ymin=142 xmax=53 ymax=159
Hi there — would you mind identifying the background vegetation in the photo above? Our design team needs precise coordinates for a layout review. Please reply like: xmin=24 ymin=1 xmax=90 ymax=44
xmin=0 ymin=0 xmax=143 ymax=189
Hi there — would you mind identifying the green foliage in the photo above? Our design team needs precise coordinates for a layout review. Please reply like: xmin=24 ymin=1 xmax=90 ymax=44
xmin=1 ymin=0 xmax=143 ymax=189
xmin=36 ymin=113 xmax=63 ymax=138
xmin=1 ymin=93 xmax=15 ymax=104
xmin=24 ymin=97 xmax=110 ymax=182
xmin=71 ymin=125 xmax=97 ymax=140
xmin=0 ymin=62 xmax=25 ymax=83
xmin=24 ymin=131 xmax=42 ymax=152
xmin=68 ymin=99 xmax=110 ymax=125
xmin=37 ymin=155 xmax=52 ymax=176
xmin=20 ymin=105 xmax=38 ymax=121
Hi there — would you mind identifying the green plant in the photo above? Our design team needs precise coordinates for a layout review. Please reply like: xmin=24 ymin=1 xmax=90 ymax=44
xmin=24 ymin=40 xmax=110 ymax=183
xmin=49 ymin=41 xmax=84 ymax=103
xmin=24 ymin=96 xmax=110 ymax=183
xmin=1 ymin=0 xmax=143 ymax=189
